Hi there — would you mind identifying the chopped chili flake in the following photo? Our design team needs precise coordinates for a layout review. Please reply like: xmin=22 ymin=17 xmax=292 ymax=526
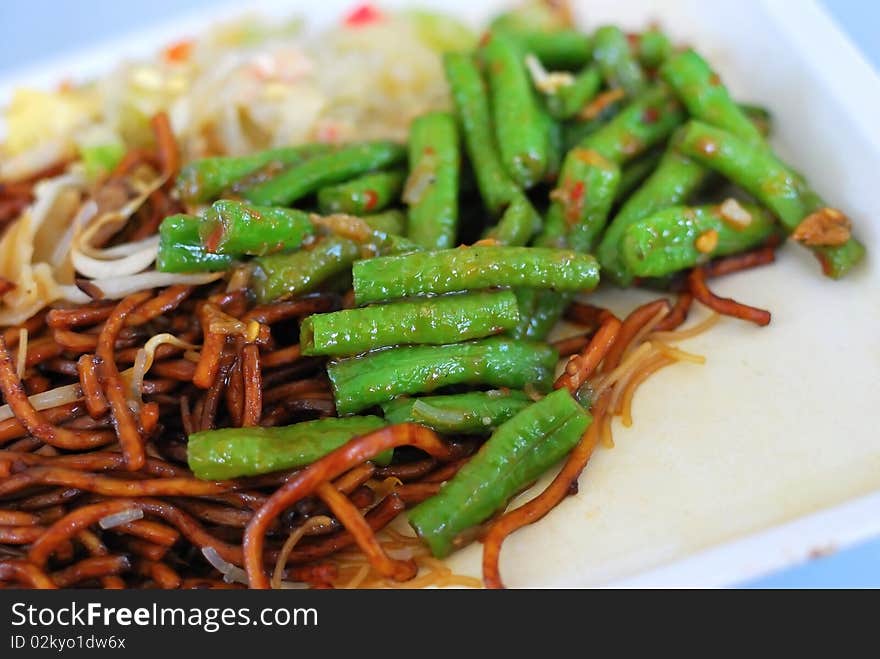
xmin=642 ymin=107 xmax=660 ymax=124
xmin=344 ymin=3 xmax=383 ymax=27
xmin=563 ymin=181 xmax=586 ymax=225
xmin=163 ymin=39 xmax=194 ymax=63
xmin=363 ymin=190 xmax=379 ymax=212
xmin=709 ymin=72 xmax=721 ymax=86
xmin=203 ymin=225 xmax=225 ymax=254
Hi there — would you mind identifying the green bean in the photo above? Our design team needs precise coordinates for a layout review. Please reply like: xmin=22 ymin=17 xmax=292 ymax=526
xmin=615 ymin=147 xmax=664 ymax=202
xmin=381 ymin=390 xmax=533 ymax=435
xmin=197 ymin=200 xmax=314 ymax=257
xmin=408 ymin=388 xmax=590 ymax=557
xmin=187 ymin=416 xmax=390 ymax=480
xmin=175 ymin=143 xmax=333 ymax=204
xmin=317 ymin=170 xmax=405 ymax=215
xmin=300 ymin=291 xmax=520 ymax=357
xmin=541 ymin=102 xmax=564 ymax=181
xmin=482 ymin=32 xmax=550 ymax=188
xmin=484 ymin=192 xmax=542 ymax=246
xmin=676 ymin=120 xmax=865 ymax=278
xmin=352 ymin=246 xmax=600 ymax=304
xmin=443 ymin=53 xmax=520 ymax=215
xmin=538 ymin=146 xmax=621 ymax=252
xmin=546 ymin=65 xmax=602 ymax=120
xmin=504 ymin=30 xmax=593 ymax=69
xmin=513 ymin=293 xmax=570 ymax=341
xmin=661 ymin=49 xmax=764 ymax=145
xmin=597 ymin=100 xmax=769 ymax=283
xmin=621 ymin=202 xmax=778 ymax=277
xmin=579 ymin=85 xmax=685 ymax=164
xmin=561 ymin=100 xmax=623 ymax=152
xmin=635 ymin=29 xmax=673 ymax=69
xmin=598 ymin=148 xmax=708 ymax=286
xmin=405 ymin=111 xmax=460 ymax=249
xmin=740 ymin=103 xmax=773 ymax=138
xmin=156 ymin=214 xmax=233 ymax=273
xmin=241 ymin=141 xmax=406 ymax=207
xmin=251 ymin=236 xmax=361 ymax=303
xmin=360 ymin=209 xmax=406 ymax=235
xmin=592 ymin=25 xmax=647 ymax=98
xmin=328 ymin=338 xmax=558 ymax=415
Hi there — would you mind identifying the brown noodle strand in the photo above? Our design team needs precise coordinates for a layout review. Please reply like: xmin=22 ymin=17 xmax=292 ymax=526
xmin=688 ymin=267 xmax=771 ymax=326
xmin=602 ymin=299 xmax=671 ymax=372
xmin=77 ymin=355 xmax=110 ymax=419
xmin=654 ymin=292 xmax=693 ymax=332
xmin=241 ymin=344 xmax=262 ymax=427
xmin=96 ymin=292 xmax=153 ymax=471
xmin=0 ymin=559 xmax=57 ymax=589
xmin=51 ymin=555 xmax=131 ymax=588
xmin=554 ymin=314 xmax=622 ymax=393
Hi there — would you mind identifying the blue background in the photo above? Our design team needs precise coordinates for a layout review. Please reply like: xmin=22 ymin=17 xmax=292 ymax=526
xmin=0 ymin=0 xmax=877 ymax=588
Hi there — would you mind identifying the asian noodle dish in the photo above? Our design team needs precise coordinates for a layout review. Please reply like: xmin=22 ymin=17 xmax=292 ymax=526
xmin=0 ymin=1 xmax=864 ymax=589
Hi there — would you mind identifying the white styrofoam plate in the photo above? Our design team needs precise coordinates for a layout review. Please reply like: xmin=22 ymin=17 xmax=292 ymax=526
xmin=2 ymin=0 xmax=879 ymax=587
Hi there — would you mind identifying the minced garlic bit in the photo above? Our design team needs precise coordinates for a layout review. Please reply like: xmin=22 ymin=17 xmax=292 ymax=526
xmin=719 ymin=198 xmax=753 ymax=228
xmin=245 ymin=320 xmax=262 ymax=343
xmin=524 ymin=54 xmax=574 ymax=95
xmin=695 ymin=229 xmax=719 ymax=254
xmin=792 ymin=207 xmax=852 ymax=247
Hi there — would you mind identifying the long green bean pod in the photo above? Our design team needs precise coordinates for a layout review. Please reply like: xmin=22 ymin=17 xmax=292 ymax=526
xmin=352 ymin=246 xmax=600 ymax=304
xmin=241 ymin=141 xmax=406 ymax=207
xmin=381 ymin=390 xmax=533 ymax=435
xmin=156 ymin=214 xmax=233 ymax=273
xmin=513 ymin=293 xmax=570 ymax=341
xmin=483 ymin=32 xmax=550 ymax=188
xmin=175 ymin=143 xmax=333 ymax=204
xmin=484 ymin=192 xmax=542 ymax=246
xmin=198 ymin=200 xmax=314 ymax=257
xmin=504 ymin=29 xmax=593 ymax=69
xmin=620 ymin=202 xmax=778 ymax=277
xmin=538 ymin=146 xmax=621 ymax=252
xmin=635 ymin=29 xmax=673 ymax=69
xmin=251 ymin=236 xmax=361 ymax=303
xmin=579 ymin=84 xmax=685 ymax=164
xmin=561 ymin=100 xmax=624 ymax=152
xmin=404 ymin=112 xmax=460 ymax=249
xmin=592 ymin=25 xmax=647 ymax=98
xmin=187 ymin=416 xmax=390 ymax=480
xmin=443 ymin=52 xmax=520 ymax=215
xmin=361 ymin=209 xmax=407 ymax=235
xmin=541 ymin=101 xmax=564 ymax=181
xmin=615 ymin=147 xmax=664 ymax=202
xmin=676 ymin=120 xmax=865 ymax=278
xmin=661 ymin=49 xmax=765 ymax=145
xmin=519 ymin=90 xmax=679 ymax=335
xmin=546 ymin=65 xmax=602 ymax=120
xmin=598 ymin=148 xmax=708 ymax=285
xmin=300 ymin=291 xmax=521 ymax=357
xmin=317 ymin=170 xmax=405 ymax=215
xmin=408 ymin=389 xmax=590 ymax=557
xmin=327 ymin=338 xmax=558 ymax=415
